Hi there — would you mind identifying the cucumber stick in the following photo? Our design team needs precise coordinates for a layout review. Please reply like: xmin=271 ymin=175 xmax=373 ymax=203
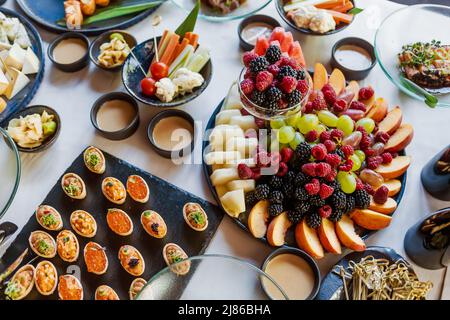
xmin=283 ymin=0 xmax=326 ymax=12
xmin=168 ymin=45 xmax=194 ymax=78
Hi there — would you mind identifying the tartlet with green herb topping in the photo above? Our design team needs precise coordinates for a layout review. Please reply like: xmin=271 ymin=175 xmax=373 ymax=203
xmin=4 ymin=264 xmax=35 ymax=300
xmin=83 ymin=146 xmax=106 ymax=174
xmin=35 ymin=205 xmax=63 ymax=231
xmin=183 ymin=202 xmax=208 ymax=231
xmin=28 ymin=230 xmax=57 ymax=258
xmin=163 ymin=243 xmax=190 ymax=275
xmin=61 ymin=173 xmax=87 ymax=200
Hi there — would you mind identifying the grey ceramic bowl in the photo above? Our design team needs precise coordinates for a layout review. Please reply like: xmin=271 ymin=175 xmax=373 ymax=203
xmin=48 ymin=32 xmax=90 ymax=72
xmin=89 ymin=30 xmax=137 ymax=72
xmin=238 ymin=15 xmax=281 ymax=51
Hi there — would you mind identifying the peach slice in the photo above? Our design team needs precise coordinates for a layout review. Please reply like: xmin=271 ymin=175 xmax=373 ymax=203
xmin=378 ymin=106 xmax=402 ymax=135
xmin=318 ymin=218 xmax=342 ymax=254
xmin=375 ymin=155 xmax=411 ymax=180
xmin=313 ymin=63 xmax=328 ymax=91
xmin=248 ymin=200 xmax=270 ymax=239
xmin=335 ymin=215 xmax=366 ymax=252
xmin=350 ymin=209 xmax=392 ymax=230
xmin=384 ymin=123 xmax=414 ymax=153
xmin=345 ymin=81 xmax=359 ymax=101
xmin=359 ymin=87 xmax=375 ymax=109
xmin=329 ymin=69 xmax=346 ymax=95
xmin=267 ymin=212 xmax=292 ymax=247
xmin=369 ymin=197 xmax=398 ymax=215
xmin=366 ymin=97 xmax=388 ymax=122
xmin=295 ymin=220 xmax=324 ymax=259
xmin=381 ymin=179 xmax=402 ymax=197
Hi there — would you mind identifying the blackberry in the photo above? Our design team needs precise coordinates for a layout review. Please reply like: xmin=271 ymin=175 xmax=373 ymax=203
xmin=297 ymin=69 xmax=306 ymax=80
xmin=286 ymin=89 xmax=302 ymax=107
xmin=269 ymin=203 xmax=284 ymax=217
xmin=283 ymin=171 xmax=296 ymax=185
xmin=328 ymin=179 xmax=341 ymax=190
xmin=344 ymin=194 xmax=355 ymax=214
xmin=265 ymin=86 xmax=283 ymax=102
xmin=294 ymin=187 xmax=309 ymax=201
xmin=281 ymin=183 xmax=294 ymax=199
xmin=255 ymin=184 xmax=270 ymax=201
xmin=269 ymin=190 xmax=284 ymax=204
xmin=306 ymin=211 xmax=321 ymax=228
xmin=265 ymin=45 xmax=282 ymax=64
xmin=264 ymin=99 xmax=279 ymax=111
xmin=249 ymin=56 xmax=269 ymax=73
xmin=334 ymin=149 xmax=345 ymax=159
xmin=310 ymin=195 xmax=325 ymax=208
xmin=330 ymin=190 xmax=347 ymax=210
xmin=251 ymin=90 xmax=265 ymax=106
xmin=287 ymin=210 xmax=304 ymax=224
xmin=329 ymin=208 xmax=344 ymax=222
xmin=294 ymin=172 xmax=310 ymax=186
xmin=278 ymin=65 xmax=297 ymax=79
xmin=295 ymin=142 xmax=312 ymax=163
xmin=354 ymin=190 xmax=370 ymax=209
xmin=294 ymin=201 xmax=311 ymax=214
xmin=269 ymin=175 xmax=283 ymax=190
xmin=245 ymin=191 xmax=258 ymax=207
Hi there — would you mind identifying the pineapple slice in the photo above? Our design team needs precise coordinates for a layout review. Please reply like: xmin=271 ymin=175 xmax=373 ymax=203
xmin=215 ymin=109 xmax=241 ymax=125
xmin=204 ymin=151 xmax=241 ymax=166
xmin=223 ymin=158 xmax=256 ymax=168
xmin=210 ymin=168 xmax=239 ymax=186
xmin=229 ymin=115 xmax=257 ymax=131
xmin=215 ymin=184 xmax=228 ymax=198
xmin=209 ymin=125 xmax=244 ymax=151
xmin=220 ymin=189 xmax=246 ymax=218
xmin=227 ymin=179 xmax=255 ymax=193
xmin=226 ymin=137 xmax=258 ymax=157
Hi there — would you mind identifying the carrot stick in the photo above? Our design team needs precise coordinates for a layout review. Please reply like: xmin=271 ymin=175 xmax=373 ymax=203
xmin=184 ymin=32 xmax=193 ymax=43
xmin=315 ymin=0 xmax=346 ymax=9
xmin=330 ymin=1 xmax=353 ymax=13
xmin=188 ymin=33 xmax=199 ymax=49
xmin=173 ymin=38 xmax=189 ymax=61
xmin=326 ymin=10 xmax=353 ymax=24
xmin=160 ymin=34 xmax=180 ymax=66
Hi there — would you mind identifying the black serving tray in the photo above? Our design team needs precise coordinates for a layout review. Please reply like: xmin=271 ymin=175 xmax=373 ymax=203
xmin=0 ymin=148 xmax=223 ymax=300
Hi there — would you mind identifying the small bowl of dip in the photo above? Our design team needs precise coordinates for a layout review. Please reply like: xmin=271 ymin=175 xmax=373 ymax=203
xmin=331 ymin=37 xmax=377 ymax=80
xmin=48 ymin=32 xmax=90 ymax=72
xmin=261 ymin=248 xmax=321 ymax=300
xmin=238 ymin=15 xmax=281 ymax=51
xmin=147 ymin=109 xmax=195 ymax=159
xmin=91 ymin=92 xmax=140 ymax=140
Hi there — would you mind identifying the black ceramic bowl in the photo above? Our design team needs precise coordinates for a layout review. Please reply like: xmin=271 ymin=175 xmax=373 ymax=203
xmin=331 ymin=37 xmax=377 ymax=80
xmin=4 ymin=105 xmax=61 ymax=153
xmin=89 ymin=30 xmax=137 ymax=72
xmin=238 ymin=15 xmax=281 ymax=51
xmin=147 ymin=109 xmax=195 ymax=159
xmin=90 ymin=92 xmax=140 ymax=140
xmin=261 ymin=247 xmax=321 ymax=300
xmin=122 ymin=36 xmax=213 ymax=108
xmin=47 ymin=32 xmax=90 ymax=72
xmin=275 ymin=0 xmax=356 ymax=36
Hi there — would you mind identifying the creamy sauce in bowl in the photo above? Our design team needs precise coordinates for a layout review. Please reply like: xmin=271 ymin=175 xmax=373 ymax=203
xmin=53 ymin=38 xmax=87 ymax=64
xmin=96 ymin=99 xmax=136 ymax=132
xmin=241 ymin=23 xmax=274 ymax=46
xmin=335 ymin=45 xmax=373 ymax=70
xmin=152 ymin=116 xmax=193 ymax=151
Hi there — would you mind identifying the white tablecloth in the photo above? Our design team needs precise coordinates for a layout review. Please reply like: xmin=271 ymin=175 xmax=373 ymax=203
xmin=1 ymin=0 xmax=449 ymax=300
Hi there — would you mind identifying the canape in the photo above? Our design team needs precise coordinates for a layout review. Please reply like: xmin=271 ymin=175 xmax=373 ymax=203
xmin=140 ymin=210 xmax=167 ymax=238
xmin=58 ymin=275 xmax=83 ymax=300
xmin=84 ymin=242 xmax=108 ymax=275
xmin=83 ymin=146 xmax=106 ymax=174
xmin=4 ymin=264 xmax=35 ymax=300
xmin=118 ymin=245 xmax=145 ymax=276
xmin=34 ymin=260 xmax=58 ymax=296
xmin=61 ymin=173 xmax=87 ymax=199
xmin=56 ymin=230 xmax=80 ymax=262
xmin=183 ymin=202 xmax=209 ymax=232
xmin=70 ymin=210 xmax=97 ymax=238
xmin=106 ymin=208 xmax=133 ymax=236
xmin=126 ymin=175 xmax=150 ymax=203
xmin=129 ymin=278 xmax=147 ymax=300
xmin=95 ymin=285 xmax=120 ymax=300
xmin=28 ymin=230 xmax=57 ymax=258
xmin=163 ymin=243 xmax=190 ymax=276
xmin=35 ymin=205 xmax=63 ymax=231
xmin=102 ymin=177 xmax=126 ymax=204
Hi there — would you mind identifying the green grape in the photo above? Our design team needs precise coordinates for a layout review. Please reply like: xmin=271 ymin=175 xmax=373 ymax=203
xmin=354 ymin=150 xmax=366 ymax=162
xmin=317 ymin=110 xmax=338 ymax=127
xmin=270 ymin=118 xmax=286 ymax=129
xmin=298 ymin=114 xmax=319 ymax=134
xmin=337 ymin=171 xmax=357 ymax=194
xmin=314 ymin=124 xmax=327 ymax=135
xmin=289 ymin=132 xmax=305 ymax=150
xmin=286 ymin=112 xmax=302 ymax=127
xmin=337 ymin=115 xmax=354 ymax=136
xmin=356 ymin=118 xmax=375 ymax=134
xmin=278 ymin=126 xmax=296 ymax=144
xmin=350 ymin=154 xmax=361 ymax=171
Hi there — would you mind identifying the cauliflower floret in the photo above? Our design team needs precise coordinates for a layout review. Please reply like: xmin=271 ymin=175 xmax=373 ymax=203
xmin=172 ymin=67 xmax=204 ymax=95
xmin=155 ymin=78 xmax=178 ymax=103
xmin=291 ymin=5 xmax=318 ymax=29
xmin=309 ymin=10 xmax=336 ymax=34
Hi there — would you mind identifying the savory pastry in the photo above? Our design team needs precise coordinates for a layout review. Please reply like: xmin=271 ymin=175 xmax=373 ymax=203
xmin=95 ymin=285 xmax=119 ymax=300
xmin=140 ymin=210 xmax=167 ymax=238
xmin=83 ymin=146 xmax=106 ymax=174
xmin=28 ymin=230 xmax=57 ymax=258
xmin=56 ymin=230 xmax=80 ymax=262
xmin=35 ymin=205 xmax=63 ymax=231
xmin=183 ymin=202 xmax=208 ymax=231
xmin=102 ymin=177 xmax=126 ymax=204
xmin=70 ymin=210 xmax=97 ymax=238
xmin=118 ymin=245 xmax=145 ymax=276
xmin=96 ymin=0 xmax=110 ymax=7
xmin=80 ymin=0 xmax=96 ymax=16
xmin=61 ymin=173 xmax=87 ymax=200
xmin=98 ymin=33 xmax=131 ymax=69
xmin=163 ymin=243 xmax=190 ymax=275
xmin=64 ymin=0 xmax=83 ymax=30
xmin=129 ymin=278 xmax=147 ymax=300
xmin=84 ymin=242 xmax=108 ymax=275
xmin=58 ymin=275 xmax=83 ymax=300
xmin=34 ymin=260 xmax=58 ymax=296
xmin=4 ymin=264 xmax=34 ymax=300
xmin=106 ymin=208 xmax=133 ymax=236
xmin=126 ymin=175 xmax=149 ymax=203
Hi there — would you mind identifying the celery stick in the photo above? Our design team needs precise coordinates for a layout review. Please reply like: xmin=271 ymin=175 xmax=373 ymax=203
xmin=283 ymin=0 xmax=326 ymax=12
xmin=168 ymin=45 xmax=194 ymax=78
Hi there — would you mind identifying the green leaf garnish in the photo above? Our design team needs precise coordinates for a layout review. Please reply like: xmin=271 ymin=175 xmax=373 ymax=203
xmin=175 ymin=0 xmax=200 ymax=36
xmin=348 ymin=7 xmax=364 ymax=15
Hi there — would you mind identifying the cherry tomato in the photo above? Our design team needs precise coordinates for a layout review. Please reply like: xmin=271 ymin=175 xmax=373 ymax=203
xmin=150 ymin=62 xmax=169 ymax=81
xmin=140 ymin=77 xmax=156 ymax=96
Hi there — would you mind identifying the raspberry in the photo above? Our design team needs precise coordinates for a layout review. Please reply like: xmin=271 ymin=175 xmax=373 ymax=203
xmin=355 ymin=179 xmax=364 ymax=191
xmin=296 ymin=79 xmax=309 ymax=96
xmin=302 ymin=163 xmax=317 ymax=176
xmin=367 ymin=156 xmax=383 ymax=170
xmin=238 ymin=163 xmax=253 ymax=180
xmin=254 ymin=117 xmax=265 ymax=129
xmin=320 ymin=131 xmax=331 ymax=143
xmin=321 ymin=83 xmax=334 ymax=94
xmin=267 ymin=64 xmax=280 ymax=77
xmin=311 ymin=144 xmax=328 ymax=160
xmin=276 ymin=162 xmax=288 ymax=177
xmin=241 ymin=108 xmax=251 ymax=116
xmin=364 ymin=183 xmax=375 ymax=195
xmin=360 ymin=134 xmax=372 ymax=150
xmin=256 ymin=71 xmax=273 ymax=92
xmin=375 ymin=131 xmax=390 ymax=144
xmin=270 ymin=151 xmax=281 ymax=167
xmin=333 ymin=99 xmax=347 ymax=113
xmin=256 ymin=150 xmax=271 ymax=167
xmin=325 ymin=153 xmax=341 ymax=167
xmin=278 ymin=56 xmax=299 ymax=70
xmin=364 ymin=148 xmax=376 ymax=157
xmin=304 ymin=101 xmax=314 ymax=114
xmin=278 ymin=98 xmax=289 ymax=109
xmin=356 ymin=126 xmax=366 ymax=134
xmin=243 ymin=52 xmax=258 ymax=67
xmin=240 ymin=79 xmax=255 ymax=96
xmin=319 ymin=205 xmax=332 ymax=218
xmin=339 ymin=159 xmax=353 ymax=172
xmin=312 ymin=95 xmax=327 ymax=111
xmin=324 ymin=140 xmax=336 ymax=152
xmin=359 ymin=86 xmax=375 ymax=100
xmin=381 ymin=152 xmax=393 ymax=164
xmin=251 ymin=167 xmax=261 ymax=180
xmin=315 ymin=162 xmax=332 ymax=177
xmin=319 ymin=184 xmax=334 ymax=200
xmin=341 ymin=145 xmax=354 ymax=158
xmin=373 ymin=186 xmax=389 ymax=204
xmin=280 ymin=147 xmax=294 ymax=163
xmin=305 ymin=178 xmax=320 ymax=195
xmin=322 ymin=86 xmax=337 ymax=105
xmin=279 ymin=76 xmax=297 ymax=94
xmin=244 ymin=69 xmax=254 ymax=80
xmin=330 ymin=129 xmax=344 ymax=142
xmin=305 ymin=130 xmax=318 ymax=142
xmin=350 ymin=101 xmax=367 ymax=112
xmin=325 ymin=169 xmax=337 ymax=182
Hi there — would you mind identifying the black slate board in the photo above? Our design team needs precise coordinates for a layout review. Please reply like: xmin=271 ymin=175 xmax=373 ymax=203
xmin=0 ymin=148 xmax=224 ymax=300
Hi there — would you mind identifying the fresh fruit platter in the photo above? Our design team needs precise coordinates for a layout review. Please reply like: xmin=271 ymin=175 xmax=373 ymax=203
xmin=203 ymin=27 xmax=413 ymax=259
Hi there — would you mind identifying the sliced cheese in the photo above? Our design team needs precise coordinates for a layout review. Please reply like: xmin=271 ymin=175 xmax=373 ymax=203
xmin=5 ymin=43 xmax=26 ymax=71
xmin=21 ymin=47 xmax=39 ymax=74
xmin=4 ymin=67 xmax=29 ymax=99
xmin=0 ymin=68 xmax=9 ymax=95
